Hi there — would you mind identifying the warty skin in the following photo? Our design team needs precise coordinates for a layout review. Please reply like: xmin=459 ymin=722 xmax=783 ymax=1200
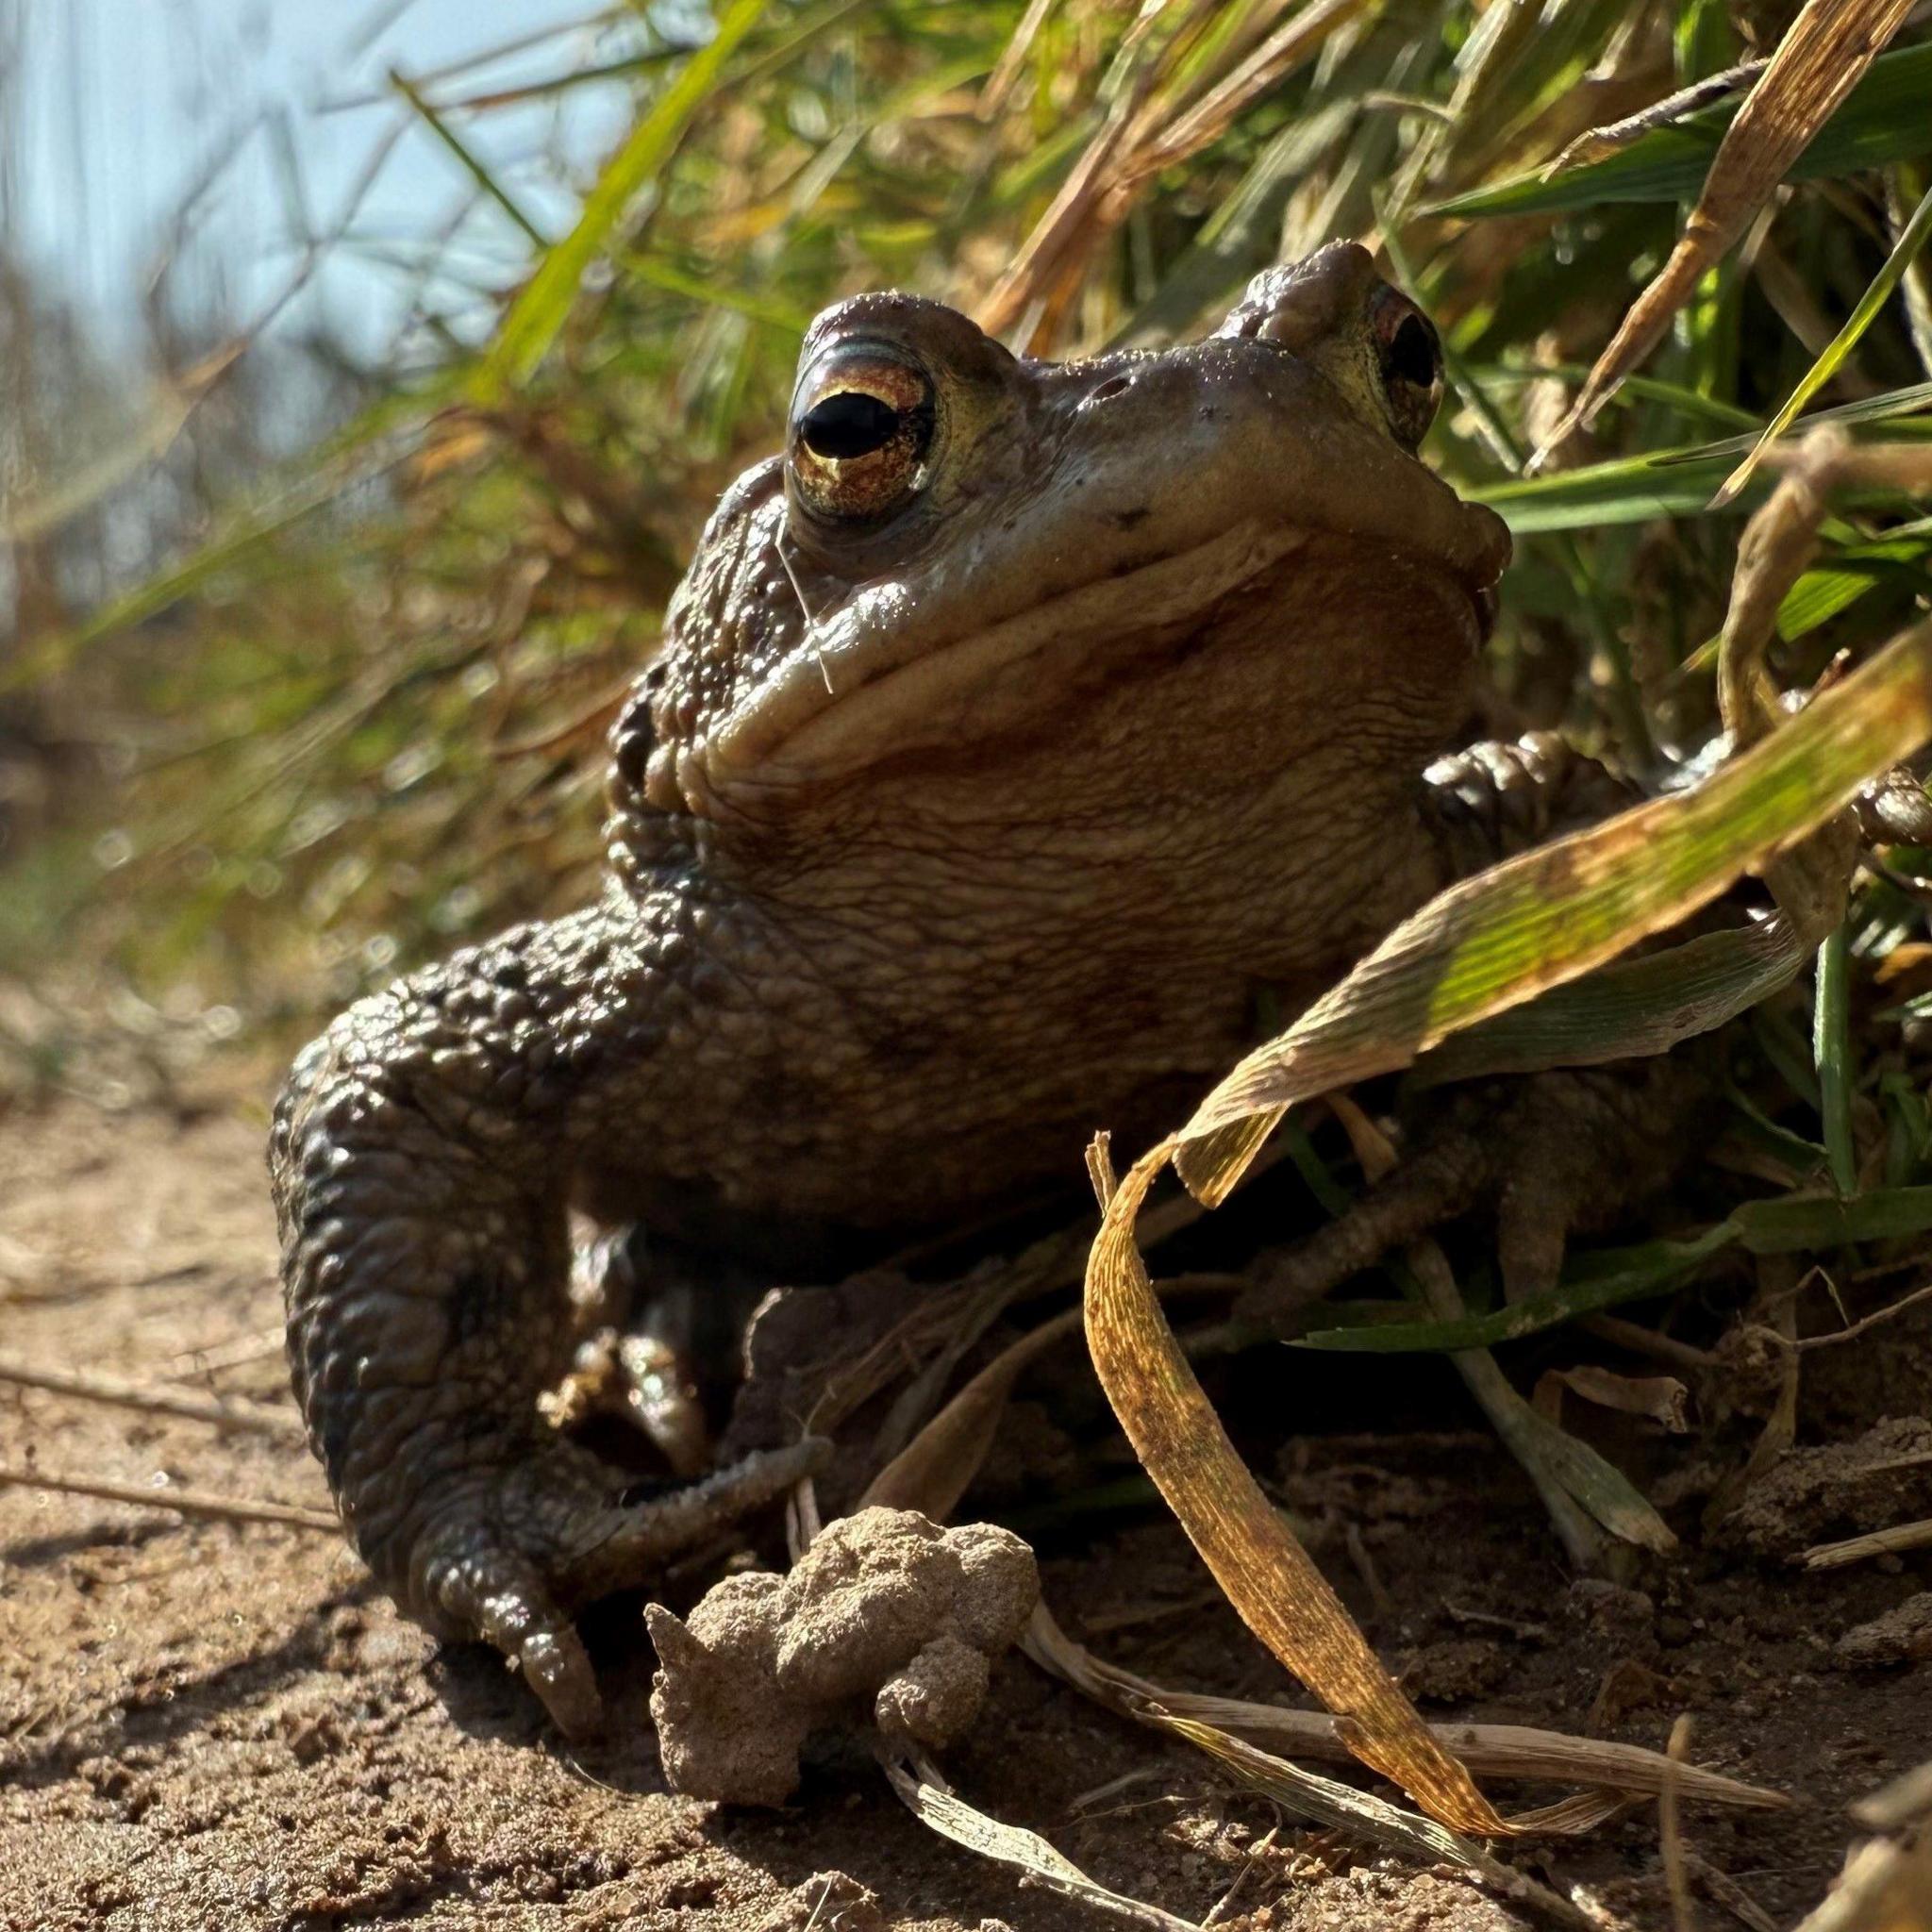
xmin=273 ymin=243 xmax=1566 ymax=1736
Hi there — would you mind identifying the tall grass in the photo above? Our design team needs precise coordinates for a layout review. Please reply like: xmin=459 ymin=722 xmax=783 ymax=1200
xmin=3 ymin=0 xmax=1930 ymax=1056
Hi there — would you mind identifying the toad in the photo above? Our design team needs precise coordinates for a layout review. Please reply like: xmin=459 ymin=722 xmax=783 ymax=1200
xmin=271 ymin=244 xmax=1658 ymax=1735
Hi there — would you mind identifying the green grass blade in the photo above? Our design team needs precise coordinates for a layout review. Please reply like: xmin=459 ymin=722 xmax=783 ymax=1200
xmin=1429 ymin=40 xmax=1932 ymax=218
xmin=1715 ymin=177 xmax=1932 ymax=506
xmin=618 ymin=253 xmax=812 ymax=334
xmin=1296 ymin=1184 xmax=1932 ymax=1352
xmin=472 ymin=0 xmax=768 ymax=400
xmin=1732 ymin=1184 xmax=1932 ymax=1251
xmin=1298 ymin=1190 xmax=1932 ymax=1359
xmin=1776 ymin=516 xmax=1932 ymax=638
xmin=1295 ymin=1224 xmax=1742 ymax=1353
xmin=391 ymin=70 xmax=549 ymax=248
xmin=1416 ymin=915 xmax=1810 ymax=1085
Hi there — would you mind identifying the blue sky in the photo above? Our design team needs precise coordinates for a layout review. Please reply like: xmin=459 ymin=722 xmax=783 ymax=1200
xmin=6 ymin=0 xmax=647 ymax=358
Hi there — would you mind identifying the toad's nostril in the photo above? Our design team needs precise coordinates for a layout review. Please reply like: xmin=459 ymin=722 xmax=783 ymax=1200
xmin=1088 ymin=375 xmax=1133 ymax=404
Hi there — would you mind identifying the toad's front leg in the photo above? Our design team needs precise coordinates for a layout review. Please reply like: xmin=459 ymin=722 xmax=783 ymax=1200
xmin=270 ymin=908 xmax=821 ymax=1736
xmin=1238 ymin=736 xmax=1717 ymax=1336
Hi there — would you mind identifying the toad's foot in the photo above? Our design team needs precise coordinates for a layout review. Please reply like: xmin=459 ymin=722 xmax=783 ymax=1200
xmin=410 ymin=1435 xmax=827 ymax=1737
xmin=270 ymin=912 xmax=828 ymax=1737
xmin=1234 ymin=1058 xmax=1712 ymax=1335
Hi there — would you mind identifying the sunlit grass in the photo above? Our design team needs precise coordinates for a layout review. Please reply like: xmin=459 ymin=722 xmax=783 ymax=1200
xmin=6 ymin=0 xmax=1932 ymax=1051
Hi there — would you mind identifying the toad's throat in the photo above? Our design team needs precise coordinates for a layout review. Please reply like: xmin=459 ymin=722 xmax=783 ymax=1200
xmin=679 ymin=517 xmax=1486 ymax=803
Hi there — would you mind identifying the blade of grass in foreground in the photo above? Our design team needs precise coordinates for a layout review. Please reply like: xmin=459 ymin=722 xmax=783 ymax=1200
xmin=1175 ymin=616 xmax=1932 ymax=1195
xmin=1081 ymin=619 xmax=1932 ymax=1831
xmin=1086 ymin=1137 xmax=1513 ymax=1839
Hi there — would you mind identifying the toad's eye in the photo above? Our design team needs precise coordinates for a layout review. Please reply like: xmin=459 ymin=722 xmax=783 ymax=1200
xmin=789 ymin=348 xmax=936 ymax=521
xmin=1367 ymin=285 xmax=1442 ymax=451
xmin=799 ymin=391 xmax=899 ymax=460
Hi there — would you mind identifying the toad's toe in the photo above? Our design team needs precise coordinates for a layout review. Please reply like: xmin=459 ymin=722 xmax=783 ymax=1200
xmin=1234 ymin=1058 xmax=1714 ymax=1337
xmin=408 ymin=1437 xmax=830 ymax=1736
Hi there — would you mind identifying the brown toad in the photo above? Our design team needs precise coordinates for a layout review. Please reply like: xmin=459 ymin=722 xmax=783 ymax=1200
xmin=273 ymin=244 xmax=1637 ymax=1735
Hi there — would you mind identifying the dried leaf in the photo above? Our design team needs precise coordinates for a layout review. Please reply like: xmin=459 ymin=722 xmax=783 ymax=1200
xmin=1538 ymin=0 xmax=1916 ymax=455
xmin=1026 ymin=1602 xmax=1789 ymax=1810
xmin=1084 ymin=1138 xmax=1510 ymax=1836
xmin=883 ymin=1749 xmax=1205 ymax=1932
xmin=860 ymin=1307 xmax=1078 ymax=1521
xmin=1537 ymin=1364 xmax=1692 ymax=1432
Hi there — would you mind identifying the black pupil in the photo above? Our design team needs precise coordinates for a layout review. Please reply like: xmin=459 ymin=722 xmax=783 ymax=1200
xmin=1385 ymin=312 xmax=1440 ymax=391
xmin=801 ymin=390 xmax=901 ymax=460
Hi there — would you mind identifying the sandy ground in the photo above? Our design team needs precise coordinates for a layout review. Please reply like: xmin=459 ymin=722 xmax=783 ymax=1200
xmin=3 ymin=1084 xmax=1929 ymax=1931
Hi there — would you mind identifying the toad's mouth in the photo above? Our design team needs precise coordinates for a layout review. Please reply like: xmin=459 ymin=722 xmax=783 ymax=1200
xmin=674 ymin=509 xmax=1502 ymax=806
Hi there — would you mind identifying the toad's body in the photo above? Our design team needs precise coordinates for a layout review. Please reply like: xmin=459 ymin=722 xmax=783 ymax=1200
xmin=272 ymin=246 xmax=1534 ymax=1732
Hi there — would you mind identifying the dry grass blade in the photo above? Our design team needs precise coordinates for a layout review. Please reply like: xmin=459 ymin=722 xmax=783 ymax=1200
xmin=861 ymin=1273 xmax=1239 ymax=1520
xmin=0 ymin=1354 xmax=304 ymax=1439
xmin=0 ymin=1465 xmax=339 ymax=1534
xmin=1128 ymin=0 xmax=1373 ymax=180
xmin=1030 ymin=1607 xmax=1601 ymax=1927
xmin=1029 ymin=1608 xmax=1513 ymax=1853
xmin=1220 ymin=1706 xmax=1774 ymax=1811
xmin=1660 ymin=1715 xmax=1697 ymax=1932
xmin=975 ymin=54 xmax=1165 ymax=342
xmin=977 ymin=0 xmax=1059 ymax=122
xmin=1539 ymin=1364 xmax=1691 ymax=1432
xmin=1084 ymin=1138 xmax=1508 ymax=1837
xmin=860 ymin=1305 xmax=1080 ymax=1520
xmin=978 ymin=0 xmax=1371 ymax=344
xmin=881 ymin=1748 xmax=1206 ymax=1932
xmin=1799 ymin=1517 xmax=1932 ymax=1568
xmin=1536 ymin=0 xmax=1916 ymax=458
xmin=1025 ymin=1605 xmax=1787 ymax=1811
xmin=1686 ymin=1855 xmax=1781 ymax=1932
xmin=1170 ymin=1724 xmax=1601 ymax=1927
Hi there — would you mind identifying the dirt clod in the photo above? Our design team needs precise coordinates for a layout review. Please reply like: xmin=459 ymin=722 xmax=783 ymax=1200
xmin=647 ymin=1507 xmax=1040 ymax=1807
xmin=1835 ymin=1592 xmax=1932 ymax=1668
xmin=1717 ymin=1416 xmax=1932 ymax=1554
xmin=756 ymin=1870 xmax=885 ymax=1930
